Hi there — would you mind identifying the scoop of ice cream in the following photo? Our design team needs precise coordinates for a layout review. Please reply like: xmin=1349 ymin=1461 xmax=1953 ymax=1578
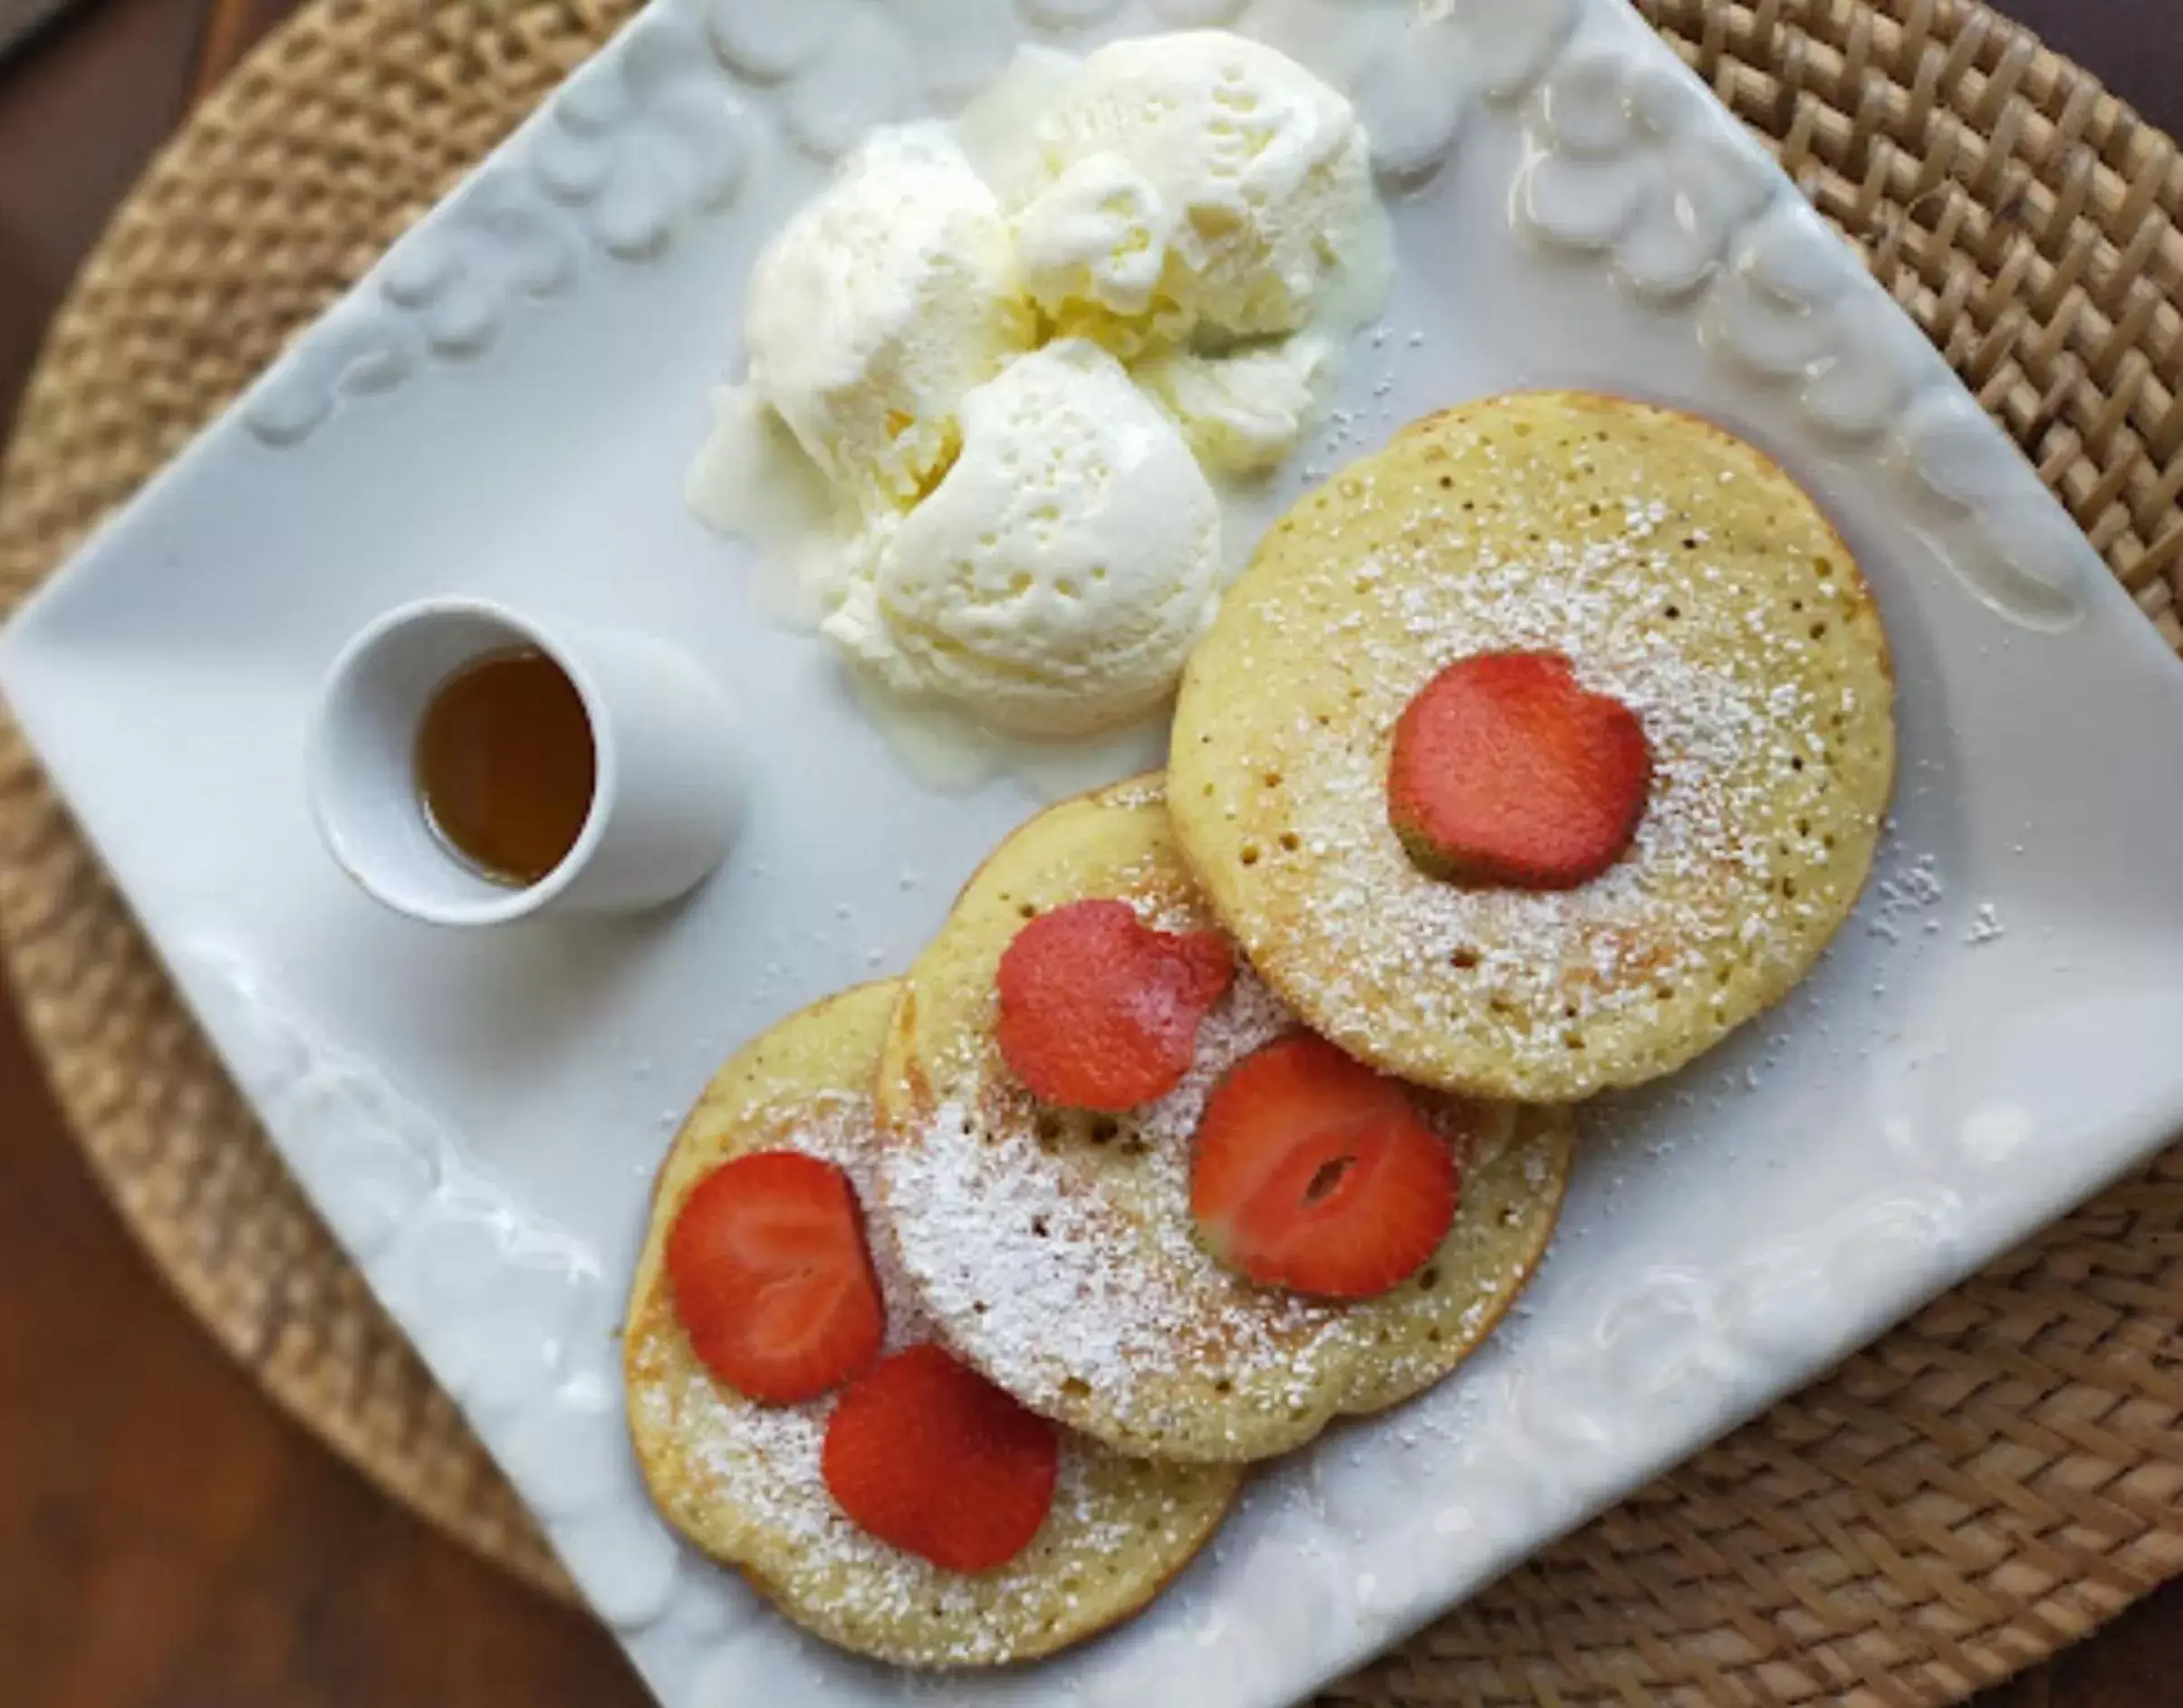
xmin=1136 ymin=334 xmax=1333 ymax=476
xmin=744 ymin=125 xmax=1035 ymax=510
xmin=825 ymin=341 xmax=1221 ymax=739
xmin=1011 ymin=33 xmax=1377 ymax=355
xmin=1012 ymin=152 xmax=1177 ymax=326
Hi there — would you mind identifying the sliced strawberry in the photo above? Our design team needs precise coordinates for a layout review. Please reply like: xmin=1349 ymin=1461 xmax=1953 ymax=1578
xmin=1388 ymin=650 xmax=1651 ymax=890
xmin=1191 ymin=1034 xmax=1458 ymax=1300
xmin=666 ymin=1150 xmax=885 ymax=1406
xmin=996 ymin=898 xmax=1234 ymax=1111
xmin=822 ymin=1343 xmax=1060 ymax=1572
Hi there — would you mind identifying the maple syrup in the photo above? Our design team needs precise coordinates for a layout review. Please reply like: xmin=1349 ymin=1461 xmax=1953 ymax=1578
xmin=414 ymin=648 xmax=595 ymax=887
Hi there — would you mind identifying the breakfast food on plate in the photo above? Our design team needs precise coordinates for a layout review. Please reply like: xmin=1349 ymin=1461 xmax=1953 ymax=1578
xmin=741 ymin=125 xmax=1034 ymax=513
xmin=653 ymin=28 xmax=1901 ymax=1665
xmin=624 ymin=980 xmax=1240 ymax=1666
xmin=1011 ymin=32 xmax=1380 ymax=356
xmin=1169 ymin=391 xmax=1896 ymax=1103
xmin=1390 ymin=651 xmax=1652 ymax=890
xmin=1189 ymin=1032 xmax=1460 ymax=1303
xmin=690 ymin=30 xmax=1390 ymax=747
xmin=822 ymin=340 xmax=1223 ymax=739
xmin=995 ymin=895 xmax=1233 ymax=1111
xmin=1002 ymin=30 xmax=1388 ymax=477
xmin=635 ymin=380 xmax=1890 ymax=1644
xmin=1135 ymin=334 xmax=1335 ymax=477
xmin=873 ymin=778 xmax=1573 ymax=1463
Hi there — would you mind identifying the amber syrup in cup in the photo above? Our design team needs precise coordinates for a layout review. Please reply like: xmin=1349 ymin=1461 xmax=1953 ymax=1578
xmin=414 ymin=648 xmax=596 ymax=888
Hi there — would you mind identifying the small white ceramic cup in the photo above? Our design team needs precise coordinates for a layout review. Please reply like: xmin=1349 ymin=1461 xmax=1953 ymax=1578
xmin=309 ymin=597 xmax=745 ymax=926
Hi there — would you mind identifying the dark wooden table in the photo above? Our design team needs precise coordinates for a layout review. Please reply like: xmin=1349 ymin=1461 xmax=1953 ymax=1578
xmin=0 ymin=3 xmax=2176 ymax=1703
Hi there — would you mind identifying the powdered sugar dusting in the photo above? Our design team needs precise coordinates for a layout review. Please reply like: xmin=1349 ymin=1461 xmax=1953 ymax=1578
xmin=1867 ymin=851 xmax=1945 ymax=942
xmin=1204 ymin=413 xmax=1890 ymax=1093
xmin=1135 ymin=969 xmax=1293 ymax=1154
xmin=1101 ymin=773 xmax=1170 ymax=811
xmin=887 ymin=969 xmax=1397 ymax=1452
xmin=1298 ymin=541 xmax=1788 ymax=1041
xmin=635 ymin=1096 xmax=1196 ymax=1665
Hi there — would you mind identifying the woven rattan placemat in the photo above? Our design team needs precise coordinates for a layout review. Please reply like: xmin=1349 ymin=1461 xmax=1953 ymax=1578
xmin=1 ymin=1 xmax=2178 ymax=1703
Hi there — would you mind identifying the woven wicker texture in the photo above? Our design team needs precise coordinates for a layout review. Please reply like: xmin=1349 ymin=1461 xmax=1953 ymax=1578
xmin=0 ymin=1 xmax=2177 ymax=1703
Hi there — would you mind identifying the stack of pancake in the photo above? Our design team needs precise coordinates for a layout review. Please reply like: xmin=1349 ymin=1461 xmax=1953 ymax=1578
xmin=623 ymin=393 xmax=1897 ymax=1666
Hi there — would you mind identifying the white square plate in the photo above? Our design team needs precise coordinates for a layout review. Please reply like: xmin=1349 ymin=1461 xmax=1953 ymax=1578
xmin=8 ymin=2 xmax=2183 ymax=1704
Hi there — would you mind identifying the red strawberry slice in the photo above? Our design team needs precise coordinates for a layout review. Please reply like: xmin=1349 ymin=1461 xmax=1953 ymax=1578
xmin=1388 ymin=650 xmax=1651 ymax=889
xmin=822 ymin=1343 xmax=1060 ymax=1572
xmin=996 ymin=897 xmax=1234 ymax=1111
xmin=1190 ymin=1034 xmax=1458 ymax=1300
xmin=666 ymin=1150 xmax=885 ymax=1406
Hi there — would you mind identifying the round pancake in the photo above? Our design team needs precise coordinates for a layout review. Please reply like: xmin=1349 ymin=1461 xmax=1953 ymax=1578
xmin=873 ymin=779 xmax=1572 ymax=1463
xmin=624 ymin=980 xmax=1240 ymax=1668
xmin=1168 ymin=391 xmax=1895 ymax=1102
